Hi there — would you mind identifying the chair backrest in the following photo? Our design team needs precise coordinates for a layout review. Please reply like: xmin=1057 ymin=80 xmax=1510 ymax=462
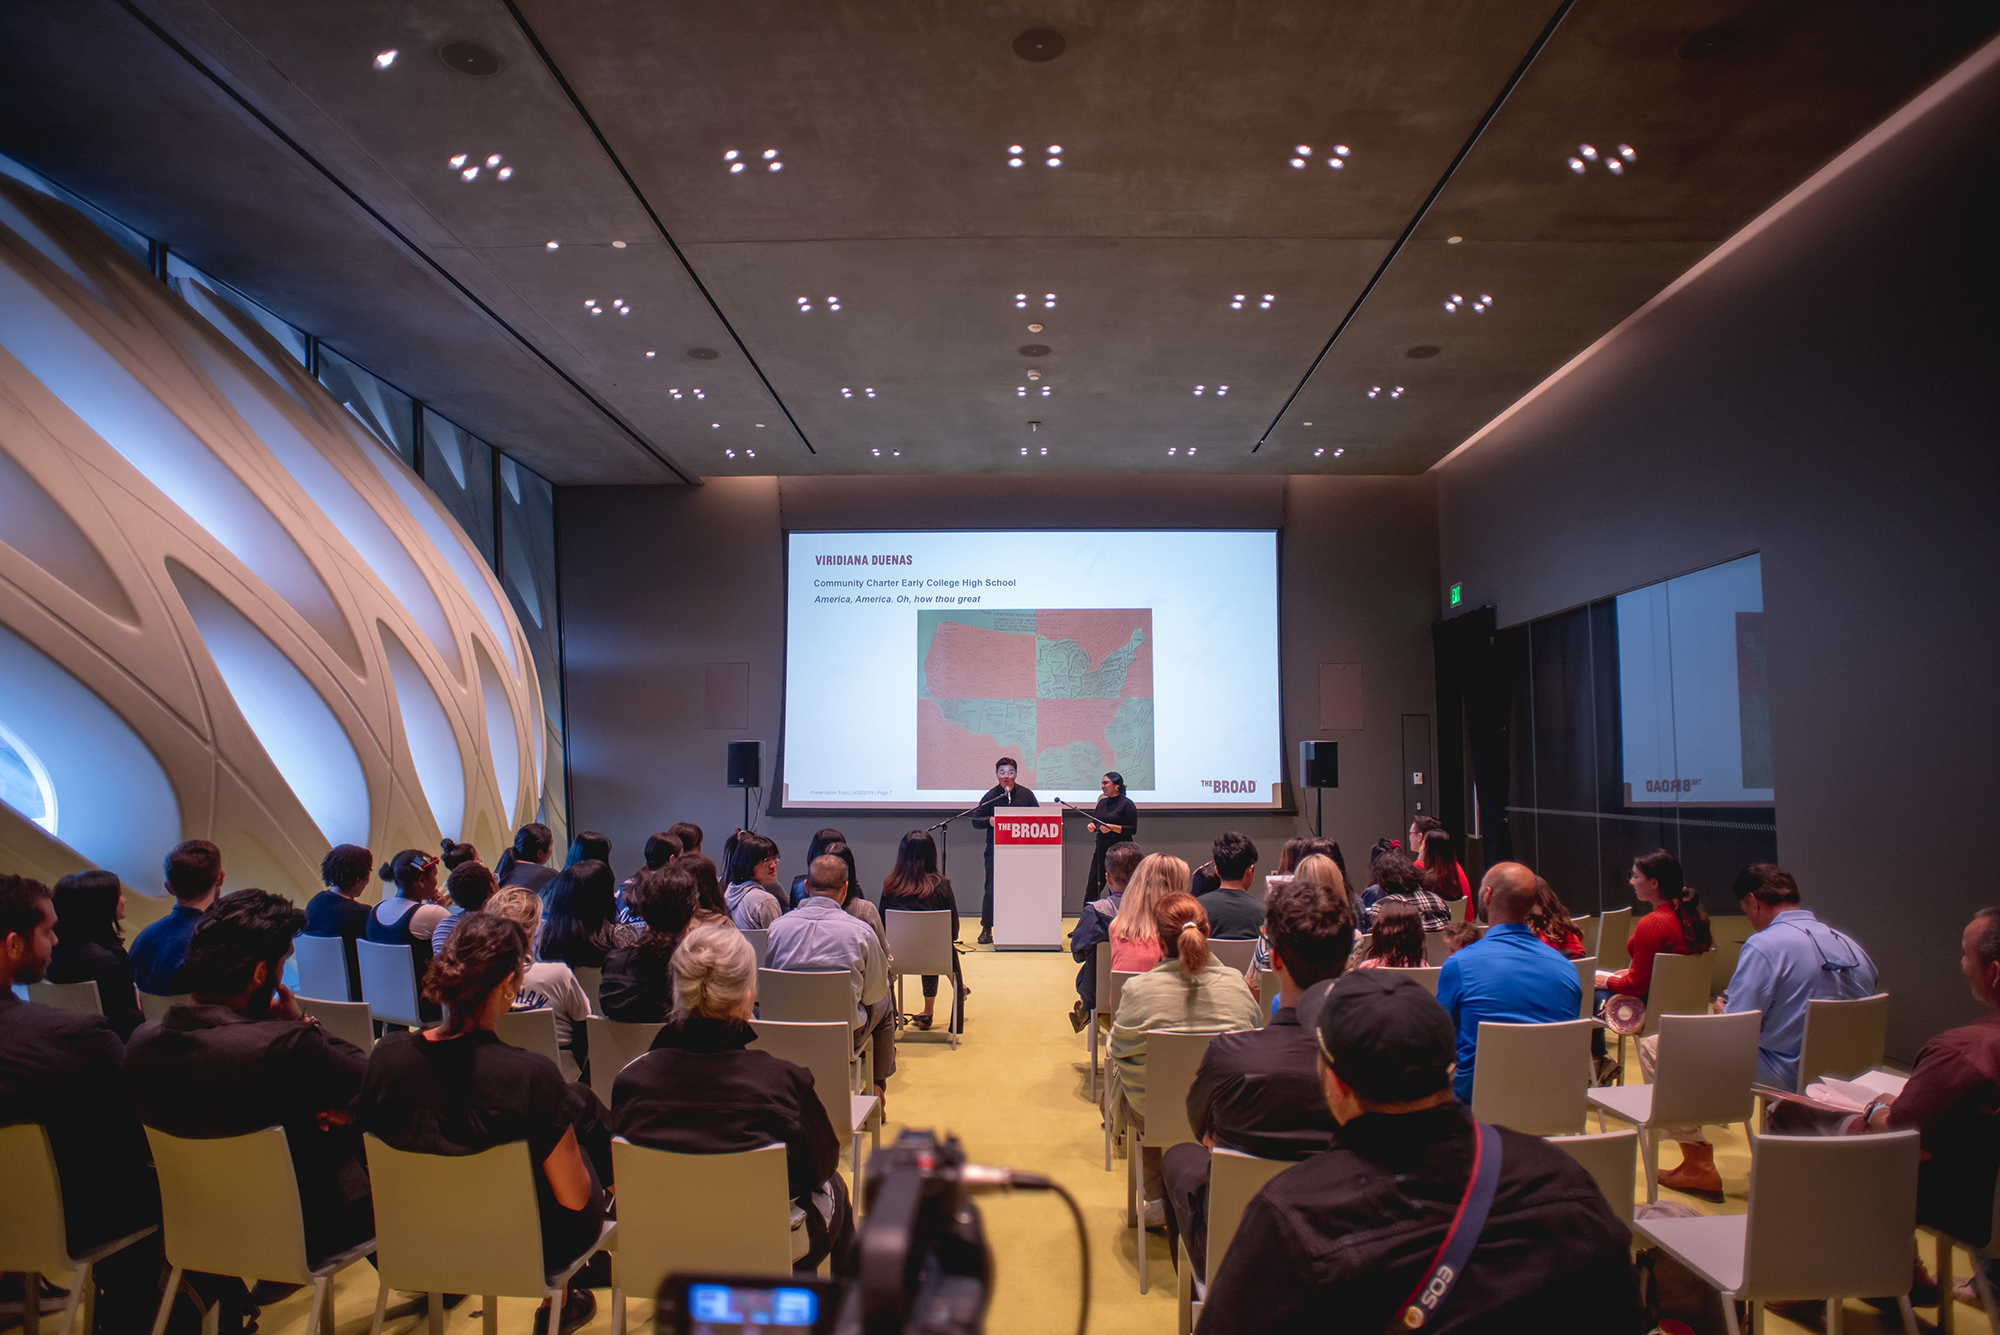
xmin=757 ymin=968 xmax=855 ymax=1026
xmin=1093 ymin=942 xmax=1112 ymax=1018
xmin=1796 ymin=993 xmax=1890 ymax=1089
xmin=1742 ymin=1132 xmax=1919 ymax=1299
xmin=0 ymin=1123 xmax=75 ymax=1276
xmin=1208 ymin=938 xmax=1256 ymax=973
xmin=354 ymin=940 xmax=422 ymax=1028
xmin=1141 ymin=1030 xmax=1218 ymax=1149
xmin=1708 ymin=915 xmax=1754 ymax=997
xmin=296 ymin=996 xmax=374 ymax=1051
xmin=1471 ymin=1019 xmax=1595 ymax=1135
xmin=1255 ymin=970 xmax=1277 ymax=1028
xmin=139 ymin=991 xmax=188 ymax=1023
xmin=1106 ymin=970 xmax=1139 ymax=1021
xmin=494 ymin=1007 xmax=563 ymax=1067
xmin=609 ymin=1140 xmax=792 ymax=1292
xmin=741 ymin=928 xmax=770 ymax=969
xmin=1205 ymin=1149 xmax=1291 ymax=1282
xmin=1381 ymin=966 xmax=1440 ymax=996
xmin=363 ymin=1135 xmax=549 ymax=1297
xmin=148 ymin=1125 xmax=314 ymax=1284
xmin=1350 ymin=933 xmax=1371 ymax=967
xmin=1595 ymin=908 xmax=1633 ymax=972
xmin=1573 ymin=957 xmax=1598 ymax=1019
xmin=885 ymin=910 xmax=956 ymax=976
xmin=1423 ymin=931 xmax=1453 ymax=967
xmin=1651 ymin=1010 xmax=1762 ymax=1128
xmin=27 ymin=978 xmax=103 ymax=1018
xmin=749 ymin=1020 xmax=856 ymax=1146
xmin=1641 ymin=953 xmax=1714 ymax=1038
xmin=587 ymin=1017 xmax=665 ymax=1106
xmin=1573 ymin=914 xmax=1599 ymax=959
xmin=292 ymin=934 xmax=353 ymax=1003
xmin=1549 ymin=1130 xmax=1638 ymax=1223
xmin=573 ymin=966 xmax=603 ymax=1016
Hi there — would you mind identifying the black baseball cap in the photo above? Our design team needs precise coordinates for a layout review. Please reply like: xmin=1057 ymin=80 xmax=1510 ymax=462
xmin=1310 ymin=970 xmax=1458 ymax=1103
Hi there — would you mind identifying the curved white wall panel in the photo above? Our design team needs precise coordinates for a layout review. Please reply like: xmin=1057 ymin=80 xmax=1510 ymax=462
xmin=0 ymin=179 xmax=544 ymax=903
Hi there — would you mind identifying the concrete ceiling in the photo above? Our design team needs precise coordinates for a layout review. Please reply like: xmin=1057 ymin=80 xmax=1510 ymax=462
xmin=0 ymin=0 xmax=1992 ymax=484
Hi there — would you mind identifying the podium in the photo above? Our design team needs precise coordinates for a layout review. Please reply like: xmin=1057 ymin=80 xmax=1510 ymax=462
xmin=991 ymin=811 xmax=1063 ymax=950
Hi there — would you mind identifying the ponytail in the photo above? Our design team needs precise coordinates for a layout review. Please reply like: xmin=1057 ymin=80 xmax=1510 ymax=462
xmin=1675 ymin=888 xmax=1713 ymax=952
xmin=1152 ymin=891 xmax=1211 ymax=975
xmin=495 ymin=822 xmax=552 ymax=886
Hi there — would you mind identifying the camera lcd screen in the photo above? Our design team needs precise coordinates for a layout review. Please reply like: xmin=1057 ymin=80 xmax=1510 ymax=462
xmin=687 ymin=1282 xmax=820 ymax=1330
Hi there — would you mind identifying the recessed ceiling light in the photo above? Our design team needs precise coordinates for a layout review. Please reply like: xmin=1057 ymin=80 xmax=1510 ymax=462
xmin=1335 ymin=448 xmax=1344 ymax=456
xmin=1045 ymin=157 xmax=1060 ymax=168
xmin=874 ymin=448 xmax=882 ymax=456
xmin=864 ymin=388 xmax=875 ymax=398
xmin=1217 ymin=385 xmax=1229 ymax=396
xmin=711 ymin=422 xmax=720 ymax=428
xmin=1044 ymin=293 xmax=1056 ymax=308
xmin=374 ymin=50 xmax=398 ymax=69
xmin=1040 ymin=386 xmax=1051 ymax=396
xmin=729 ymin=163 xmax=744 ymax=174
xmin=1289 ymin=157 xmax=1307 ymax=169
xmin=1368 ymin=386 xmax=1381 ymax=398
xmin=1017 ymin=386 xmax=1027 ymax=397
xmin=1295 ymin=144 xmax=1312 ymax=156
xmin=486 ymin=154 xmax=502 ymax=168
xmin=670 ymin=389 xmax=682 ymax=398
xmin=1606 ymin=159 xmax=1624 ymax=175
xmin=768 ymin=161 xmax=783 ymax=172
xmin=841 ymin=388 xmax=853 ymax=398
xmin=724 ymin=150 xmax=739 ymax=161
xmin=1391 ymin=386 xmax=1404 ymax=398
xmin=1027 ymin=322 xmax=1044 ymax=332
xmin=1580 ymin=144 xmax=1599 ymax=161
xmin=1026 ymin=368 xmax=1041 ymax=380
xmin=1259 ymin=294 xmax=1274 ymax=309
xmin=1014 ymin=293 xmax=1028 ymax=308
xmin=449 ymin=154 xmax=468 ymax=168
xmin=1193 ymin=385 xmax=1205 ymax=395
xmin=827 ymin=297 xmax=841 ymax=311
xmin=1040 ymin=447 xmax=1048 ymax=455
xmin=1327 ymin=158 xmax=1344 ymax=169
xmin=1568 ymin=157 xmax=1587 ymax=174
xmin=496 ymin=167 xmax=513 ymax=180
xmin=1303 ymin=421 xmax=1313 ymax=426
xmin=1168 ymin=447 xmax=1178 ymax=454
xmin=612 ymin=240 xmax=626 ymax=248
xmin=585 ymin=298 xmax=597 ymax=308
xmin=1189 ymin=447 xmax=1197 ymax=454
xmin=1447 ymin=236 xmax=1463 ymax=244
xmin=892 ymin=450 xmax=900 ymax=457
xmin=726 ymin=449 xmax=736 ymax=458
xmin=545 ymin=240 xmax=559 ymax=250
xmin=746 ymin=449 xmax=755 ymax=458
xmin=461 ymin=166 xmax=480 ymax=181
xmin=1009 ymin=144 xmax=1024 ymax=154
xmin=1332 ymin=145 xmax=1350 ymax=157
xmin=1021 ymin=446 xmax=1029 ymax=455
xmin=1618 ymin=144 xmax=1636 ymax=161
xmin=1230 ymin=294 xmax=1245 ymax=310
xmin=1008 ymin=157 xmax=1024 ymax=167
xmin=757 ymin=423 xmax=765 ymax=427
xmin=645 ymin=351 xmax=656 ymax=358
xmin=763 ymin=149 xmax=778 ymax=160
xmin=693 ymin=388 xmax=705 ymax=398
xmin=1314 ymin=447 xmax=1325 ymax=457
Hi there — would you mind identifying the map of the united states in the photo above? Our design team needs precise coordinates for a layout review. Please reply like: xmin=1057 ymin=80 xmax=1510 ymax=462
xmin=917 ymin=609 xmax=1154 ymax=790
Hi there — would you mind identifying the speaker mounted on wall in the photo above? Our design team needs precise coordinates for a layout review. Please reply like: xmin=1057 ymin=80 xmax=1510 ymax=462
xmin=726 ymin=740 xmax=763 ymax=789
xmin=1300 ymin=740 xmax=1338 ymax=789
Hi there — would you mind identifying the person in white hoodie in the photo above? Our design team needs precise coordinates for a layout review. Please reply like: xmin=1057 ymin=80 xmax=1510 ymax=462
xmin=723 ymin=831 xmax=785 ymax=930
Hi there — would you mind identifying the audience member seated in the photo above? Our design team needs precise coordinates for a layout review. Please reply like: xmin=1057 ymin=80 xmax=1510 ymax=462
xmin=723 ymin=832 xmax=786 ymax=930
xmin=564 ymin=830 xmax=612 ymax=872
xmin=673 ymin=851 xmax=732 ymax=919
xmin=1248 ymin=854 xmax=1346 ymax=998
xmin=1413 ymin=824 xmax=1470 ymax=906
xmin=616 ymin=832 xmax=682 ymax=924
xmin=1529 ymin=877 xmax=1587 ymax=958
xmin=1363 ymin=850 xmax=1450 ymax=933
xmin=367 ymin=849 xmax=448 ymax=984
xmin=130 ymin=838 xmax=223 ymax=996
xmin=879 ymin=829 xmax=963 ymax=1032
xmin=1161 ymin=872 xmax=1353 ymax=1275
xmin=47 ymin=868 xmax=144 ymax=1040
xmin=1440 ymin=921 xmax=1484 ymax=956
xmin=1110 ymin=852 xmax=1182 ymax=973
xmin=612 ymin=924 xmax=855 ymax=1272
xmin=1196 ymin=832 xmax=1264 ymax=940
xmin=358 ymin=912 xmax=608 ymax=1335
xmin=432 ymin=860 xmax=497 ymax=956
xmin=496 ymin=822 xmax=558 ymax=895
xmin=1198 ymin=970 xmax=1642 ymax=1335
xmin=820 ymin=840 xmax=886 ymax=948
xmin=491 ymin=889 xmax=593 ymax=1079
xmin=788 ymin=828 xmax=858 ymax=910
xmin=1068 ymin=840 xmax=1142 ymax=1030
xmin=304 ymin=844 xmax=373 ymax=1001
xmin=125 ymin=889 xmax=374 ymax=1273
xmin=439 ymin=839 xmax=480 ymax=871
xmin=601 ymin=864 xmax=714 ymax=1023
xmin=1109 ymin=885 xmax=1261 ymax=1227
xmin=1597 ymin=849 xmax=1710 ymax=998
xmin=668 ymin=821 xmax=704 ymax=859
xmin=542 ymin=858 xmax=639 ymax=974
xmin=0 ymin=875 xmax=161 ymax=1335
xmin=1650 ymin=862 xmax=1879 ymax=1199
xmin=1353 ymin=899 xmax=1426 ymax=969
xmin=1436 ymin=862 xmax=1582 ymax=1103
xmin=766 ymin=854 xmax=897 ymax=1094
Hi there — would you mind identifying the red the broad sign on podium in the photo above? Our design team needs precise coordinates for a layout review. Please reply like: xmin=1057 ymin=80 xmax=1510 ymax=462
xmin=991 ymin=812 xmax=1062 ymax=948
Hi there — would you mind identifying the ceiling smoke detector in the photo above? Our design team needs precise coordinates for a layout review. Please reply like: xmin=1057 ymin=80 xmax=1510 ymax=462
xmin=1012 ymin=28 xmax=1066 ymax=61
xmin=687 ymin=347 xmax=720 ymax=361
xmin=437 ymin=42 xmax=501 ymax=76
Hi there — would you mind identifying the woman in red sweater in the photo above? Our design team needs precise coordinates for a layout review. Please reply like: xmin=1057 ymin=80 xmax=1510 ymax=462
xmin=1596 ymin=848 xmax=1711 ymax=997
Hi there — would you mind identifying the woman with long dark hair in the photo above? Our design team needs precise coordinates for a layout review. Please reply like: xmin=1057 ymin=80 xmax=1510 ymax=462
xmin=564 ymin=831 xmax=612 ymax=872
xmin=880 ymin=830 xmax=962 ymax=1031
xmin=541 ymin=859 xmax=637 ymax=971
xmin=1598 ymin=849 xmax=1712 ymax=999
xmin=1084 ymin=772 xmax=1140 ymax=898
xmin=1415 ymin=829 xmax=1467 ymax=904
xmin=495 ymin=822 xmax=556 ymax=894
xmin=788 ymin=829 xmax=860 ymax=909
xmin=722 ymin=832 xmax=784 ymax=930
xmin=47 ymin=869 xmax=143 ymax=1039
xmin=672 ymin=852 xmax=730 ymax=919
xmin=1353 ymin=899 xmax=1426 ymax=969
xmin=1529 ymin=878 xmax=1587 ymax=958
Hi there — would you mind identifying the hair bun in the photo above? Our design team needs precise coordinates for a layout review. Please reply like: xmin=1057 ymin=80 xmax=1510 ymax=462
xmin=378 ymin=863 xmax=395 ymax=882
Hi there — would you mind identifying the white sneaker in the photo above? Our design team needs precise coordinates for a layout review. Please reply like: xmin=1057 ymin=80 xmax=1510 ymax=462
xmin=1142 ymin=1197 xmax=1166 ymax=1230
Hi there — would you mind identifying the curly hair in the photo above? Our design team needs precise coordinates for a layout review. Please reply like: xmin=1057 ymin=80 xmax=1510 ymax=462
xmin=671 ymin=922 xmax=756 ymax=1021
xmin=319 ymin=844 xmax=373 ymax=892
xmin=181 ymin=889 xmax=305 ymax=998
xmin=424 ymin=910 xmax=528 ymax=1017
xmin=445 ymin=861 xmax=498 ymax=914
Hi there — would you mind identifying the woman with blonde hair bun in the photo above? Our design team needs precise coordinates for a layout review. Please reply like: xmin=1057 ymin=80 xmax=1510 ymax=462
xmin=1107 ymin=884 xmax=1261 ymax=1228
xmin=1109 ymin=851 xmax=1188 ymax=972
xmin=609 ymin=923 xmax=854 ymax=1271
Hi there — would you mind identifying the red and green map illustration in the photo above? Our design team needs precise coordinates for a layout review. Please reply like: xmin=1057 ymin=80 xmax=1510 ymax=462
xmin=917 ymin=609 xmax=1154 ymax=791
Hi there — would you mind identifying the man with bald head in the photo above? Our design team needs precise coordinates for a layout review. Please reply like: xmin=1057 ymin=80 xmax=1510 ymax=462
xmin=1435 ymin=861 xmax=1582 ymax=1103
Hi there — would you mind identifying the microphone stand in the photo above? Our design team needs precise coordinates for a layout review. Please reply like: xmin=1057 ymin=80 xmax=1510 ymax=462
xmin=929 ymin=801 xmax=990 ymax=881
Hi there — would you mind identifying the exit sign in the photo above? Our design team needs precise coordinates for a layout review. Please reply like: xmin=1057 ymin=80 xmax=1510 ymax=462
xmin=1449 ymin=583 xmax=1463 ymax=609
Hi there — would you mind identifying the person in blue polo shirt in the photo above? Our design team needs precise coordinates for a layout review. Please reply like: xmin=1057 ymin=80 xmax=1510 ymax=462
xmin=1435 ymin=861 xmax=1582 ymax=1103
xmin=129 ymin=839 xmax=224 ymax=997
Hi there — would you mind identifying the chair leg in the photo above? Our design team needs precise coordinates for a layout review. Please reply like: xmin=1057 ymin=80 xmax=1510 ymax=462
xmin=1087 ymin=1021 xmax=1097 ymax=1101
xmin=201 ymin=1299 xmax=219 ymax=1335
xmin=1973 ymin=1254 xmax=2000 ymax=1335
xmin=319 ymin=1279 xmax=337 ymax=1335
xmin=24 ymin=1270 xmax=42 ymax=1335
xmin=1103 ymin=1106 xmax=1112 ymax=1173
xmin=1642 ymin=1128 xmax=1659 ymax=1204
xmin=1132 ymin=1132 xmax=1147 ymax=1295
xmin=483 ymin=1297 xmax=498 ymax=1335
xmin=611 ymin=1290 xmax=626 ymax=1335
xmin=149 ymin=1267 xmax=183 ymax=1335
xmin=62 ymin=1263 xmax=90 ymax=1335
xmin=428 ymin=1293 xmax=446 ymax=1335
xmin=1176 ymin=1240 xmax=1192 ymax=1335
xmin=1827 ymin=1297 xmax=1844 ymax=1335
xmin=299 ymin=1279 xmax=326 ymax=1335
xmin=1936 ymin=1239 xmax=1956 ymax=1335
xmin=1897 ymin=1295 xmax=1919 ymax=1335
xmin=369 ymin=1279 xmax=390 ymax=1335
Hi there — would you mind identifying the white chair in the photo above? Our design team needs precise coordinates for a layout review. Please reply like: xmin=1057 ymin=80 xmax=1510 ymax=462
xmin=1587 ymin=1010 xmax=1762 ymax=1203
xmin=296 ymin=996 xmax=373 ymax=1051
xmin=354 ymin=940 xmax=423 ymax=1028
xmin=1382 ymin=966 xmax=1441 ymax=996
xmin=885 ymin=909 xmax=961 ymax=1047
xmin=573 ymin=967 xmax=603 ymax=1017
xmin=1423 ymin=931 xmax=1454 ymax=966
xmin=1102 ymin=969 xmax=1140 ymax=1169
xmin=1086 ymin=942 xmax=1112 ymax=1100
xmin=1255 ymin=969 xmax=1277 ymax=1028
xmin=494 ymin=1007 xmax=564 ymax=1068
xmin=608 ymin=1141 xmax=794 ymax=1335
xmin=1796 ymin=993 xmax=1890 ymax=1089
xmin=26 ymin=980 xmax=102 ymax=1018
xmin=587 ymin=1018 xmax=666 ymax=1107
xmin=138 ymin=992 xmax=187 ymax=1024
xmin=1641 ymin=953 xmax=1715 ymax=1038
xmin=1574 ymin=913 xmax=1599 ymax=958
xmin=363 ymin=1136 xmax=615 ymax=1335
xmin=749 ymin=1019 xmax=881 ymax=1183
xmin=1470 ymin=1019 xmax=1595 ymax=1135
xmin=1548 ymin=1129 xmax=1639 ymax=1224
xmin=1175 ymin=1147 xmax=1289 ymax=1335
xmin=1633 ymin=1132 xmax=1922 ymax=1335
xmin=1572 ymin=956 xmax=1598 ymax=1019
xmin=758 ymin=968 xmax=870 ymax=1093
xmin=741 ymin=928 xmax=771 ymax=968
xmin=147 ymin=1126 xmax=373 ymax=1335
xmin=1208 ymin=939 xmax=1257 ymax=973
xmin=1923 ymin=1168 xmax=2000 ymax=1335
xmin=0 ymin=1124 xmax=157 ymax=1335
xmin=1709 ymin=916 xmax=1754 ymax=997
xmin=1129 ymin=1029 xmax=1219 ymax=1295
xmin=291 ymin=934 xmax=353 ymax=1003
xmin=1596 ymin=907 xmax=1633 ymax=972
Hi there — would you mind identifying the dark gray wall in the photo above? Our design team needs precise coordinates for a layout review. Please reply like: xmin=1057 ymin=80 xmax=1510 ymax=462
xmin=1434 ymin=41 xmax=2000 ymax=1059
xmin=559 ymin=474 xmax=1438 ymax=921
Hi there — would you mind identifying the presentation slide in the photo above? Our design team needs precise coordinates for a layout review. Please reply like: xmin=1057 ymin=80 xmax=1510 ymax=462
xmin=781 ymin=529 xmax=1282 ymax=810
xmin=1616 ymin=552 xmax=1773 ymax=808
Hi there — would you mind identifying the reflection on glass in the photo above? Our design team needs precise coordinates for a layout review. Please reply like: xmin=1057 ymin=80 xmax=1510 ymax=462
xmin=318 ymin=345 xmax=415 ymax=468
xmin=166 ymin=254 xmax=309 ymax=369
xmin=421 ymin=409 xmax=495 ymax=564
xmin=499 ymin=455 xmax=562 ymax=826
xmin=0 ymin=720 xmax=57 ymax=834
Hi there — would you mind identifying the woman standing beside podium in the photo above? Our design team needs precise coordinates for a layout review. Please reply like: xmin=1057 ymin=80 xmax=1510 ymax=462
xmin=1085 ymin=771 xmax=1140 ymax=898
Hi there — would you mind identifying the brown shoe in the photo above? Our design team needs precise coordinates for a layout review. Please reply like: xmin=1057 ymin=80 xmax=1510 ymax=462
xmin=1657 ymin=1142 xmax=1725 ymax=1203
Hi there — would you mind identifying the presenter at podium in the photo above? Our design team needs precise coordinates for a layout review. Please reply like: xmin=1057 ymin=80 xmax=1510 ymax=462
xmin=1083 ymin=770 xmax=1140 ymax=899
xmin=971 ymin=755 xmax=1038 ymax=944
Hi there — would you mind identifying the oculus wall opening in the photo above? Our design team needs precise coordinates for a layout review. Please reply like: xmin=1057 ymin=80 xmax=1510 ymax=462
xmin=781 ymin=529 xmax=1282 ymax=810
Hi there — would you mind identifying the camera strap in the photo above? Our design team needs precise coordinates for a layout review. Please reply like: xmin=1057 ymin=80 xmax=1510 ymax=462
xmin=1391 ymin=1122 xmax=1504 ymax=1330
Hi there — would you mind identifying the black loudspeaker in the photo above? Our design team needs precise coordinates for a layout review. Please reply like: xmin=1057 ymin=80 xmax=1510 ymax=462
xmin=726 ymin=740 xmax=763 ymax=789
xmin=1301 ymin=740 xmax=1339 ymax=789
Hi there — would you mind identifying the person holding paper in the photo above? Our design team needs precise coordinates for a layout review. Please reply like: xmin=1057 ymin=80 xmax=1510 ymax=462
xmin=971 ymin=756 xmax=1038 ymax=944
xmin=1084 ymin=770 xmax=1140 ymax=898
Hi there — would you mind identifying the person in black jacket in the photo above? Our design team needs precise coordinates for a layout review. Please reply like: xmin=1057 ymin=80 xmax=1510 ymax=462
xmin=46 ymin=868 xmax=144 ymax=1040
xmin=600 ymin=864 xmax=727 ymax=1023
xmin=303 ymin=844 xmax=373 ymax=1002
xmin=1083 ymin=771 xmax=1140 ymax=898
xmin=0 ymin=875 xmax=161 ymax=1335
xmin=612 ymin=922 xmax=853 ymax=1272
xmin=970 ymin=755 xmax=1038 ymax=944
xmin=879 ymin=830 xmax=962 ymax=1032
xmin=1198 ymin=970 xmax=1641 ymax=1335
